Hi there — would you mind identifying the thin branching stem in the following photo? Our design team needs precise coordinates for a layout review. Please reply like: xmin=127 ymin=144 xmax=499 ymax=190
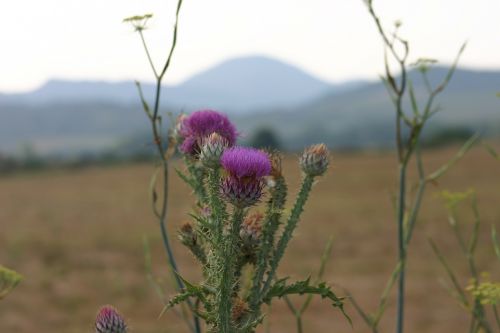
xmin=131 ymin=1 xmax=200 ymax=331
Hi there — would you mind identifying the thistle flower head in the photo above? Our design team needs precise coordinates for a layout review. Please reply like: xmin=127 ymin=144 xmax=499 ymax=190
xmin=220 ymin=147 xmax=271 ymax=207
xmin=240 ymin=212 xmax=263 ymax=245
xmin=200 ymin=132 xmax=229 ymax=168
xmin=178 ymin=110 xmax=237 ymax=156
xmin=221 ymin=147 xmax=271 ymax=179
xmin=95 ymin=305 xmax=127 ymax=333
xmin=300 ymin=143 xmax=330 ymax=176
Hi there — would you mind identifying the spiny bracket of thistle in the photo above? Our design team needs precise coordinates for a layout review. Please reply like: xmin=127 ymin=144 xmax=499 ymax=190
xmin=95 ymin=305 xmax=127 ymax=333
xmin=0 ymin=265 xmax=22 ymax=300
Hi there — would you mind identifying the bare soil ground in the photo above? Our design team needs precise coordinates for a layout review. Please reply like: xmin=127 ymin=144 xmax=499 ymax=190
xmin=1 ymin=145 xmax=499 ymax=333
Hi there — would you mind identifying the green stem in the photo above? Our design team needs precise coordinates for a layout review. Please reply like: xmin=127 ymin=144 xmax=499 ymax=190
xmin=218 ymin=207 xmax=245 ymax=333
xmin=262 ymin=175 xmax=315 ymax=298
xmin=396 ymin=163 xmax=407 ymax=333
xmin=249 ymin=176 xmax=287 ymax=311
xmin=494 ymin=305 xmax=500 ymax=330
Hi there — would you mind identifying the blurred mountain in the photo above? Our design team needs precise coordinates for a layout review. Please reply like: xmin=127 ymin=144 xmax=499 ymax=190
xmin=237 ymin=67 xmax=500 ymax=150
xmin=0 ymin=56 xmax=499 ymax=156
xmin=0 ymin=56 xmax=348 ymax=111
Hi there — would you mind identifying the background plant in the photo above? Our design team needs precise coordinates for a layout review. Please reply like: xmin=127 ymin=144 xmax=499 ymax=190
xmin=345 ymin=1 xmax=479 ymax=333
xmin=428 ymin=188 xmax=500 ymax=332
xmin=0 ymin=265 xmax=22 ymax=301
xmin=124 ymin=1 xmax=202 ymax=332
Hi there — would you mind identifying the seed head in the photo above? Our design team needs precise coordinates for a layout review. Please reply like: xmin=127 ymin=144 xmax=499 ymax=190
xmin=95 ymin=305 xmax=127 ymax=333
xmin=300 ymin=143 xmax=330 ymax=176
xmin=200 ymin=132 xmax=229 ymax=168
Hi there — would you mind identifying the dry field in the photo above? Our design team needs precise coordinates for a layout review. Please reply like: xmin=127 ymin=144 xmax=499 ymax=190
xmin=1 ymin=145 xmax=499 ymax=333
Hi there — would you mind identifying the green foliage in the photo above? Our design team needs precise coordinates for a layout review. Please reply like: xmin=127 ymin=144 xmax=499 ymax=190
xmin=0 ymin=265 xmax=22 ymax=300
xmin=431 ymin=189 xmax=497 ymax=332
xmin=263 ymin=277 xmax=348 ymax=322
xmin=467 ymin=279 xmax=500 ymax=306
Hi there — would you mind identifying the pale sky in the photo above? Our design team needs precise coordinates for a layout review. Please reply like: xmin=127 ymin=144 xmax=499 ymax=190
xmin=1 ymin=0 xmax=499 ymax=93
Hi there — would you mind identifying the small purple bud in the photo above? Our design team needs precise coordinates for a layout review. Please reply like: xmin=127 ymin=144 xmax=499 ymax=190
xmin=95 ymin=305 xmax=127 ymax=333
xmin=300 ymin=144 xmax=330 ymax=176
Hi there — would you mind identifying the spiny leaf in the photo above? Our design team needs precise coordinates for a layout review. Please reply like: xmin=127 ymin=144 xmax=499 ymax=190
xmin=263 ymin=277 xmax=351 ymax=324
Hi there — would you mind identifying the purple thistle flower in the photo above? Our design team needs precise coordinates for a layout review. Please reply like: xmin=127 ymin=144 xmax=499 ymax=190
xmin=178 ymin=110 xmax=237 ymax=155
xmin=95 ymin=305 xmax=127 ymax=333
xmin=220 ymin=147 xmax=271 ymax=180
xmin=220 ymin=147 xmax=271 ymax=207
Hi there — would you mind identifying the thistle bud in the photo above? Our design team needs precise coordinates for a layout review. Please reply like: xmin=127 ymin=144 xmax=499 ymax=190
xmin=300 ymin=143 xmax=330 ymax=176
xmin=178 ymin=222 xmax=207 ymax=264
xmin=178 ymin=222 xmax=197 ymax=248
xmin=240 ymin=212 xmax=263 ymax=245
xmin=268 ymin=150 xmax=283 ymax=178
xmin=95 ymin=305 xmax=127 ymax=333
xmin=200 ymin=132 xmax=229 ymax=168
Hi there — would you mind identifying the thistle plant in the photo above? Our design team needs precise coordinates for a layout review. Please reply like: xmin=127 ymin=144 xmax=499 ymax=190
xmin=121 ymin=2 xmax=348 ymax=332
xmin=163 ymin=110 xmax=348 ymax=333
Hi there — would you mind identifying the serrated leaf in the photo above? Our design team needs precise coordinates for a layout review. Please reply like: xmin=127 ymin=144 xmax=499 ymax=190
xmin=263 ymin=278 xmax=351 ymax=324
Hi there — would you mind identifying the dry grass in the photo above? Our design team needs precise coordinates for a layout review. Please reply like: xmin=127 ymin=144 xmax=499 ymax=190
xmin=0 ymin=145 xmax=499 ymax=333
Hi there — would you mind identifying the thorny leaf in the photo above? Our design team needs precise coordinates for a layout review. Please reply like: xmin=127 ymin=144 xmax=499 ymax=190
xmin=263 ymin=277 xmax=351 ymax=325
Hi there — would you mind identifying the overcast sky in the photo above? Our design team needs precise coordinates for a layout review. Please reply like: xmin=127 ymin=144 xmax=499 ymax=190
xmin=1 ymin=0 xmax=499 ymax=92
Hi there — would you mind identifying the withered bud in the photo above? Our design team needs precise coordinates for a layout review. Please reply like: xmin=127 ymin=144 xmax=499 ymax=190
xmin=232 ymin=297 xmax=249 ymax=322
xmin=268 ymin=150 xmax=283 ymax=178
xmin=240 ymin=212 xmax=263 ymax=245
xmin=178 ymin=222 xmax=197 ymax=247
